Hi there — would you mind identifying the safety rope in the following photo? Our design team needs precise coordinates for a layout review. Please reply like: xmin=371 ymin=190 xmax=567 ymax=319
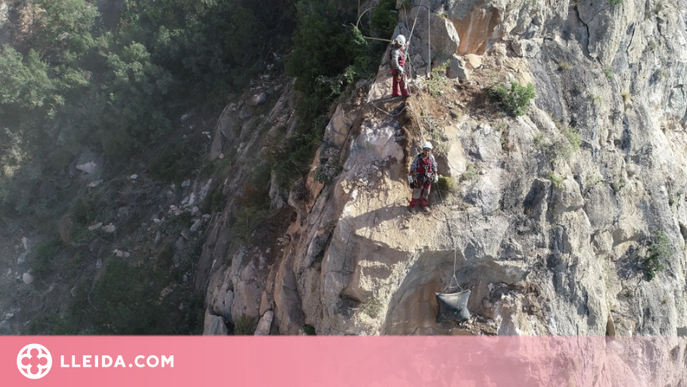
xmin=404 ymin=0 xmax=432 ymax=79
xmin=428 ymin=166 xmax=463 ymax=293
xmin=359 ymin=0 xmax=426 ymax=118
xmin=403 ymin=0 xmax=430 ymax=85
xmin=408 ymin=77 xmax=466 ymax=294
xmin=449 ymin=249 xmax=461 ymax=291
xmin=406 ymin=1 xmax=420 ymax=56
xmin=360 ymin=0 xmax=463 ymax=293
xmin=444 ymin=213 xmax=463 ymax=293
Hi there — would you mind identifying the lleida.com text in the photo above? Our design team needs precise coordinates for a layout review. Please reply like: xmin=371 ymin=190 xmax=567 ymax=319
xmin=60 ymin=355 xmax=174 ymax=368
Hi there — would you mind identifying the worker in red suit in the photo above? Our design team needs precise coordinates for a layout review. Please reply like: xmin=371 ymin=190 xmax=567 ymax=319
xmin=408 ymin=142 xmax=438 ymax=213
xmin=389 ymin=35 xmax=411 ymax=98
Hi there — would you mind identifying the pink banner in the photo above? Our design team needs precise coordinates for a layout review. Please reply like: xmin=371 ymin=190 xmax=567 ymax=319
xmin=1 ymin=336 xmax=685 ymax=386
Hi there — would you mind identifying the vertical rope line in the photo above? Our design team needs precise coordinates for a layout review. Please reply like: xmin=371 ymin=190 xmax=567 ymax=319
xmin=427 ymin=0 xmax=431 ymax=78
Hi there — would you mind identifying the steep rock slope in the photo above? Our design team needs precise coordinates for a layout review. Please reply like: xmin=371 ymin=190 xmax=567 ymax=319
xmin=202 ymin=0 xmax=687 ymax=362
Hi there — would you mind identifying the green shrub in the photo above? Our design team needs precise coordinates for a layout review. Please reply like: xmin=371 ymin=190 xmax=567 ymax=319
xmin=88 ymin=259 xmax=167 ymax=334
xmin=149 ymin=140 xmax=203 ymax=184
xmin=437 ymin=176 xmax=457 ymax=194
xmin=0 ymin=47 xmax=56 ymax=110
xmin=63 ymin=253 xmax=85 ymax=278
xmin=427 ymin=61 xmax=450 ymax=96
xmin=535 ymin=132 xmax=576 ymax=163
xmin=26 ymin=313 xmax=77 ymax=335
xmin=31 ymin=239 xmax=62 ymax=279
xmin=360 ymin=297 xmax=384 ymax=318
xmin=233 ymin=315 xmax=255 ymax=335
xmin=233 ymin=205 xmax=271 ymax=243
xmin=232 ymin=165 xmax=272 ymax=242
xmin=489 ymin=82 xmax=535 ymax=116
xmin=562 ymin=126 xmax=581 ymax=152
xmin=201 ymin=181 xmax=226 ymax=214
xmin=155 ymin=242 xmax=175 ymax=269
xmin=270 ymin=130 xmax=322 ymax=188
xmin=546 ymin=172 xmax=565 ymax=189
xmin=96 ymin=42 xmax=177 ymax=156
xmin=72 ymin=197 xmax=103 ymax=226
xmin=460 ymin=164 xmax=478 ymax=182
xmin=611 ymin=178 xmax=626 ymax=193
xmin=643 ymin=231 xmax=669 ymax=281
xmin=371 ymin=0 xmax=398 ymax=38
xmin=303 ymin=324 xmax=317 ymax=335
xmin=585 ymin=174 xmax=603 ymax=190
xmin=609 ymin=0 xmax=623 ymax=5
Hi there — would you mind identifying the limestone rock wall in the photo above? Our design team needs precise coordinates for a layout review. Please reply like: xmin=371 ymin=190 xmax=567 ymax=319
xmin=202 ymin=3 xmax=687 ymax=380
xmin=270 ymin=0 xmax=687 ymax=338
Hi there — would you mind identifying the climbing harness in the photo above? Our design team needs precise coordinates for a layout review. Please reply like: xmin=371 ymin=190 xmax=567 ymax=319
xmin=355 ymin=0 xmax=429 ymax=93
xmin=358 ymin=0 xmax=435 ymax=117
xmin=410 ymin=152 xmax=436 ymax=187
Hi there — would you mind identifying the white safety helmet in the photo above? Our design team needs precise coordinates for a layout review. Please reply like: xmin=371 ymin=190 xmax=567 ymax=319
xmin=422 ymin=141 xmax=433 ymax=150
xmin=395 ymin=35 xmax=406 ymax=47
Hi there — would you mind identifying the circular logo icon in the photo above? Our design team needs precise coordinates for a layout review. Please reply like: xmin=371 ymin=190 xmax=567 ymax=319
xmin=17 ymin=344 xmax=52 ymax=380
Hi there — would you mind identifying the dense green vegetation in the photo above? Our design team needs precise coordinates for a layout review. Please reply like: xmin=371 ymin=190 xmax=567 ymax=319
xmin=490 ymin=82 xmax=536 ymax=117
xmin=1 ymin=0 xmax=392 ymax=211
xmin=28 ymin=258 xmax=204 ymax=334
xmin=232 ymin=315 xmax=256 ymax=335
xmin=371 ymin=0 xmax=399 ymax=38
xmin=3 ymin=0 xmax=398 ymax=334
xmin=1 ymin=0 xmax=296 ymax=161
xmin=278 ymin=0 xmax=386 ymax=186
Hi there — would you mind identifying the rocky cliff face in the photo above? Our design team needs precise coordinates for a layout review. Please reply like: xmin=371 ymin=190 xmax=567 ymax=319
xmin=203 ymin=0 xmax=687 ymax=355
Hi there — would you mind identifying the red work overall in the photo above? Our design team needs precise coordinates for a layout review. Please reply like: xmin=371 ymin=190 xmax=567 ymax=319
xmin=410 ymin=155 xmax=435 ymax=208
xmin=389 ymin=46 xmax=409 ymax=97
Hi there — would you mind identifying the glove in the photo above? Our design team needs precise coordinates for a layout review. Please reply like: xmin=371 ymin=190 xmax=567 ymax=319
xmin=398 ymin=68 xmax=404 ymax=75
xmin=407 ymin=175 xmax=414 ymax=184
xmin=433 ymin=174 xmax=439 ymax=183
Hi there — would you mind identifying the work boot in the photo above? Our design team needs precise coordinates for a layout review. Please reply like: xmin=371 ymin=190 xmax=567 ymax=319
xmin=408 ymin=206 xmax=417 ymax=214
xmin=420 ymin=206 xmax=430 ymax=213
